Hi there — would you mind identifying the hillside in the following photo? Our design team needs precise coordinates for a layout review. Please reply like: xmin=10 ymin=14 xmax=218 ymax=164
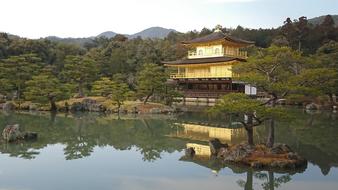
xmin=129 ymin=27 xmax=176 ymax=39
xmin=36 ymin=14 xmax=338 ymax=46
xmin=44 ymin=27 xmax=176 ymax=46
xmin=97 ymin=31 xmax=117 ymax=38
xmin=45 ymin=36 xmax=94 ymax=46
xmin=308 ymin=15 xmax=338 ymax=26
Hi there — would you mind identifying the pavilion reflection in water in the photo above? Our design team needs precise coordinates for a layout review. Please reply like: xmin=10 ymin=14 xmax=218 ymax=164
xmin=171 ymin=122 xmax=259 ymax=157
xmin=170 ymin=122 xmax=254 ymax=174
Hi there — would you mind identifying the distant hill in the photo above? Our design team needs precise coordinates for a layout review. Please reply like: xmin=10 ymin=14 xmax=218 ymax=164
xmin=44 ymin=27 xmax=176 ymax=46
xmin=129 ymin=27 xmax=176 ymax=39
xmin=45 ymin=36 xmax=93 ymax=46
xmin=39 ymin=15 xmax=338 ymax=46
xmin=97 ymin=31 xmax=117 ymax=38
xmin=308 ymin=15 xmax=338 ymax=27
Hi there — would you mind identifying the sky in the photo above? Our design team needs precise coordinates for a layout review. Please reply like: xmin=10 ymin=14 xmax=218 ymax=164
xmin=0 ymin=0 xmax=337 ymax=39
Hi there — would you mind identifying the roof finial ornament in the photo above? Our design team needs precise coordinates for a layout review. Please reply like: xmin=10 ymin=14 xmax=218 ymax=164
xmin=214 ymin=24 xmax=223 ymax=33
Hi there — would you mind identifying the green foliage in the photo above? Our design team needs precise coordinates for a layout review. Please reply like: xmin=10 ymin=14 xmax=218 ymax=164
xmin=24 ymin=72 xmax=71 ymax=110
xmin=136 ymin=63 xmax=167 ymax=104
xmin=61 ymin=55 xmax=98 ymax=97
xmin=92 ymin=77 xmax=115 ymax=97
xmin=92 ymin=75 xmax=131 ymax=110
xmin=110 ymin=79 xmax=131 ymax=110
xmin=314 ymin=41 xmax=338 ymax=96
xmin=1 ymin=18 xmax=338 ymax=107
xmin=210 ymin=93 xmax=288 ymax=121
xmin=0 ymin=54 xmax=42 ymax=99
xmin=234 ymin=45 xmax=337 ymax=101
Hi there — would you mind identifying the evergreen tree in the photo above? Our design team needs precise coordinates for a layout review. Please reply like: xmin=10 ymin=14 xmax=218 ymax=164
xmin=233 ymin=45 xmax=336 ymax=147
xmin=61 ymin=55 xmax=98 ymax=97
xmin=136 ymin=63 xmax=167 ymax=104
xmin=210 ymin=93 xmax=286 ymax=146
xmin=92 ymin=74 xmax=131 ymax=112
xmin=92 ymin=77 xmax=115 ymax=97
xmin=110 ymin=74 xmax=131 ymax=112
xmin=0 ymin=54 xmax=42 ymax=100
xmin=24 ymin=72 xmax=70 ymax=111
xmin=314 ymin=41 xmax=338 ymax=104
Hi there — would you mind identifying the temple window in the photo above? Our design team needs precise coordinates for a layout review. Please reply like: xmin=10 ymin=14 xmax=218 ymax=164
xmin=215 ymin=48 xmax=220 ymax=55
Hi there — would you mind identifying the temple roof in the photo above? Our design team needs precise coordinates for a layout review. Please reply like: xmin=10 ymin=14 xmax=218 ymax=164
xmin=163 ymin=56 xmax=245 ymax=65
xmin=182 ymin=31 xmax=254 ymax=46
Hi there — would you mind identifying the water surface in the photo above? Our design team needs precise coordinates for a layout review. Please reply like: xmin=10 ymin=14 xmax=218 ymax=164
xmin=0 ymin=110 xmax=337 ymax=190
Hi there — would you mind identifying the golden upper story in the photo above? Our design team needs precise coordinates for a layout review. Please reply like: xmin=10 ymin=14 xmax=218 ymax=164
xmin=164 ymin=30 xmax=254 ymax=79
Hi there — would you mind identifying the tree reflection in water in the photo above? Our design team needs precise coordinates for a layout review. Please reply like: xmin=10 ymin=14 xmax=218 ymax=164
xmin=237 ymin=170 xmax=291 ymax=190
xmin=0 ymin=109 xmax=337 ymax=176
xmin=0 ymin=112 xmax=186 ymax=161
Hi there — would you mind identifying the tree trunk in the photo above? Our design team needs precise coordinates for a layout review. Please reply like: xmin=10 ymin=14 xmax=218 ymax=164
xmin=49 ymin=97 xmax=57 ymax=112
xmin=143 ymin=88 xmax=154 ymax=104
xmin=50 ymin=111 xmax=56 ymax=123
xmin=298 ymin=40 xmax=301 ymax=52
xmin=117 ymin=101 xmax=121 ymax=113
xmin=328 ymin=93 xmax=335 ymax=106
xmin=268 ymin=171 xmax=275 ymax=190
xmin=266 ymin=119 xmax=275 ymax=148
xmin=245 ymin=115 xmax=254 ymax=146
xmin=78 ymin=82 xmax=84 ymax=98
xmin=266 ymin=98 xmax=277 ymax=148
xmin=244 ymin=170 xmax=253 ymax=190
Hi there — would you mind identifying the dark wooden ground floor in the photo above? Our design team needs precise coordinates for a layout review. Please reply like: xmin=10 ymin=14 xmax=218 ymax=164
xmin=172 ymin=78 xmax=245 ymax=98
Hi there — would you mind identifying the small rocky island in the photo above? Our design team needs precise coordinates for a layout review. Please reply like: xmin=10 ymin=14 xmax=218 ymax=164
xmin=185 ymin=138 xmax=307 ymax=170
xmin=1 ymin=124 xmax=38 ymax=143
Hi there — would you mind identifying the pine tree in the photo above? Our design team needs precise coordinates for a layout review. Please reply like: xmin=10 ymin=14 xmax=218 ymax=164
xmin=92 ymin=74 xmax=131 ymax=112
xmin=61 ymin=55 xmax=98 ymax=97
xmin=24 ymin=72 xmax=70 ymax=111
xmin=136 ymin=63 xmax=167 ymax=104
xmin=0 ymin=54 xmax=42 ymax=100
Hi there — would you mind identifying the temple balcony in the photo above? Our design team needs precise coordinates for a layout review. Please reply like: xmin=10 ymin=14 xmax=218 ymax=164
xmin=188 ymin=47 xmax=248 ymax=59
xmin=170 ymin=72 xmax=233 ymax=79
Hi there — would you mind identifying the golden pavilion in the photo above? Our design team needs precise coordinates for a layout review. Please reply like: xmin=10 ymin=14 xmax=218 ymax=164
xmin=164 ymin=27 xmax=256 ymax=99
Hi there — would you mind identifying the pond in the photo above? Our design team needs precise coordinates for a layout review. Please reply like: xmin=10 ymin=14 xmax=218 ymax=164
xmin=0 ymin=109 xmax=337 ymax=190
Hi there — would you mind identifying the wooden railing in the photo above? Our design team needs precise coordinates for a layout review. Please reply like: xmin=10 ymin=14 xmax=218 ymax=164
xmin=170 ymin=73 xmax=233 ymax=79
xmin=188 ymin=48 xmax=248 ymax=59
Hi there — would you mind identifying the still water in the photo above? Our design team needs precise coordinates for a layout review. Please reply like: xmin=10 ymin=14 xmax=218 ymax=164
xmin=0 ymin=109 xmax=337 ymax=190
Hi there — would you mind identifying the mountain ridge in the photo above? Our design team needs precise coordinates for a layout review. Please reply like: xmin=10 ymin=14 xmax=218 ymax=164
xmin=44 ymin=26 xmax=177 ymax=46
xmin=36 ymin=14 xmax=338 ymax=46
xmin=308 ymin=15 xmax=338 ymax=27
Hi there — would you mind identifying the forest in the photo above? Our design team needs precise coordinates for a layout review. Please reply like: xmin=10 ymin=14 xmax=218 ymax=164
xmin=0 ymin=15 xmax=337 ymax=111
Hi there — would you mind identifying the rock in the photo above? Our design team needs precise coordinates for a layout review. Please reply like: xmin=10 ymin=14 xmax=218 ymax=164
xmin=209 ymin=138 xmax=228 ymax=155
xmin=305 ymin=103 xmax=319 ymax=110
xmin=2 ymin=124 xmax=38 ymax=142
xmin=185 ymin=147 xmax=195 ymax=157
xmin=118 ymin=109 xmax=128 ymax=114
xmin=2 ymin=124 xmax=22 ymax=142
xmin=23 ymin=132 xmax=38 ymax=141
xmin=29 ymin=104 xmax=38 ymax=111
xmin=223 ymin=144 xmax=252 ymax=162
xmin=2 ymin=102 xmax=16 ymax=111
xmin=287 ymin=152 xmax=299 ymax=160
xmin=217 ymin=147 xmax=228 ymax=158
xmin=70 ymin=98 xmax=105 ymax=112
xmin=131 ymin=107 xmax=139 ymax=114
xmin=270 ymin=144 xmax=292 ymax=154
xmin=70 ymin=102 xmax=85 ymax=111
xmin=149 ymin=108 xmax=161 ymax=114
